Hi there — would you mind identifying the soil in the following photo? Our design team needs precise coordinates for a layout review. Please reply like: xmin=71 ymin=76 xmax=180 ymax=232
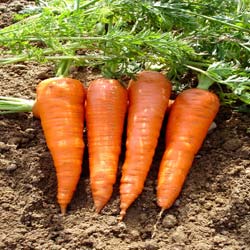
xmin=0 ymin=1 xmax=250 ymax=250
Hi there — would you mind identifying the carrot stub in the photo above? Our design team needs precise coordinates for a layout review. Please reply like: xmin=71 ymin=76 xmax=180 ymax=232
xmin=34 ymin=77 xmax=86 ymax=214
xmin=157 ymin=88 xmax=220 ymax=210
xmin=119 ymin=71 xmax=172 ymax=219
xmin=86 ymin=78 xmax=128 ymax=213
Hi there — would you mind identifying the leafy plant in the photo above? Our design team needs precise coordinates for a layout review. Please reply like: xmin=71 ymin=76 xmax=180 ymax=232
xmin=0 ymin=0 xmax=249 ymax=107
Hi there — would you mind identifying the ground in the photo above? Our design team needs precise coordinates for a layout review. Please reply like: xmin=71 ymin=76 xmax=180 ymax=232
xmin=0 ymin=1 xmax=250 ymax=250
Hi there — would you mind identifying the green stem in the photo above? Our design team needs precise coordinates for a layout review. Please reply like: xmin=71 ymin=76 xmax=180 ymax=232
xmin=0 ymin=36 xmax=108 ymax=42
xmin=57 ymin=0 xmax=82 ymax=77
xmin=196 ymin=74 xmax=215 ymax=90
xmin=40 ymin=1 xmax=91 ymax=76
xmin=74 ymin=0 xmax=80 ymax=10
xmin=0 ymin=54 xmax=115 ymax=65
xmin=0 ymin=96 xmax=35 ymax=114
xmin=185 ymin=64 xmax=215 ymax=90
xmin=46 ymin=55 xmax=114 ymax=61
xmin=0 ymin=56 xmax=27 ymax=65
xmin=185 ymin=60 xmax=212 ymax=68
xmin=191 ymin=12 xmax=249 ymax=32
xmin=185 ymin=65 xmax=217 ymax=81
xmin=56 ymin=59 xmax=72 ymax=77
xmin=0 ymin=38 xmax=108 ymax=65
xmin=239 ymin=43 xmax=250 ymax=52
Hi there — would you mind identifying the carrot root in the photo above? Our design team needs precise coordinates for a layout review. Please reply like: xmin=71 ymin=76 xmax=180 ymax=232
xmin=151 ymin=208 xmax=165 ymax=238
xmin=119 ymin=71 xmax=172 ymax=219
xmin=35 ymin=77 xmax=86 ymax=213
xmin=157 ymin=88 xmax=219 ymax=210
xmin=60 ymin=204 xmax=67 ymax=215
xmin=86 ymin=78 xmax=128 ymax=213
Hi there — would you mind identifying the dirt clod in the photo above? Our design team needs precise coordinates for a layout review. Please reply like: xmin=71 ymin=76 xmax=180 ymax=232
xmin=162 ymin=214 xmax=178 ymax=229
xmin=171 ymin=226 xmax=187 ymax=243
xmin=222 ymin=138 xmax=243 ymax=151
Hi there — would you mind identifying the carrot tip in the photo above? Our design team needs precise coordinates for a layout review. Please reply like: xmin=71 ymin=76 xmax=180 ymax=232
xmin=118 ymin=209 xmax=126 ymax=221
xmin=94 ymin=201 xmax=105 ymax=214
xmin=95 ymin=206 xmax=102 ymax=214
xmin=60 ymin=204 xmax=67 ymax=215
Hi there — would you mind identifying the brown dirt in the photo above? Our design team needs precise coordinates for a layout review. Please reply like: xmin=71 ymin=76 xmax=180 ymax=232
xmin=0 ymin=1 xmax=250 ymax=250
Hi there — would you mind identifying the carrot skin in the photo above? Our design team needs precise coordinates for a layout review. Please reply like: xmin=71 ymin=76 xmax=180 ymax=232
xmin=157 ymin=88 xmax=220 ymax=210
xmin=35 ymin=77 xmax=85 ymax=213
xmin=86 ymin=78 xmax=128 ymax=213
xmin=119 ymin=71 xmax=172 ymax=219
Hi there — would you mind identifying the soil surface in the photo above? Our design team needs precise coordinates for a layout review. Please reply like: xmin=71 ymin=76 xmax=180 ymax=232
xmin=1 ymin=1 xmax=250 ymax=250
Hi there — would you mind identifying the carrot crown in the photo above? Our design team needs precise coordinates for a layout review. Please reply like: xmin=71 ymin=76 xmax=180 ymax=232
xmin=55 ymin=59 xmax=72 ymax=78
xmin=196 ymin=74 xmax=215 ymax=90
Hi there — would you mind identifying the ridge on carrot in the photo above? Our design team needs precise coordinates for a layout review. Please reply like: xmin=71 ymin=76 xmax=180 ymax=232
xmin=119 ymin=70 xmax=172 ymax=220
xmin=86 ymin=78 xmax=128 ymax=213
xmin=156 ymin=74 xmax=220 ymax=212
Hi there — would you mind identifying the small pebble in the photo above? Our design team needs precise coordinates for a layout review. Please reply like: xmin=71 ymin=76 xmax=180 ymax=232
xmin=84 ymin=225 xmax=98 ymax=236
xmin=117 ymin=221 xmax=127 ymax=231
xmin=162 ymin=214 xmax=178 ymax=229
xmin=222 ymin=138 xmax=242 ymax=151
xmin=213 ymin=234 xmax=227 ymax=243
xmin=0 ymin=142 xmax=13 ymax=152
xmin=174 ymin=199 xmax=181 ymax=207
xmin=6 ymin=163 xmax=18 ymax=171
xmin=171 ymin=227 xmax=187 ymax=243
xmin=7 ymin=137 xmax=22 ymax=146
xmin=0 ymin=142 xmax=6 ymax=150
xmin=130 ymin=229 xmax=140 ymax=240
xmin=11 ymin=64 xmax=28 ymax=70
xmin=0 ymin=6 xmax=6 ymax=12
xmin=195 ymin=242 xmax=212 ymax=250
xmin=24 ymin=128 xmax=36 ymax=139
xmin=144 ymin=240 xmax=159 ymax=250
xmin=208 ymin=122 xmax=217 ymax=134
xmin=228 ymin=165 xmax=244 ymax=175
xmin=37 ymin=71 xmax=51 ymax=80
xmin=215 ymin=197 xmax=225 ymax=205
xmin=0 ymin=159 xmax=11 ymax=170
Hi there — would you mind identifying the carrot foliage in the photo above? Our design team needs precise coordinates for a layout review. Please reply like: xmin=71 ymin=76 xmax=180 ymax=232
xmin=0 ymin=0 xmax=250 ymax=107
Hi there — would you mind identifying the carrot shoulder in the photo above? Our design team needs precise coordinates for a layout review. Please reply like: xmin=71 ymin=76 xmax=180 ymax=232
xmin=119 ymin=71 xmax=172 ymax=219
xmin=86 ymin=78 xmax=128 ymax=213
xmin=157 ymin=88 xmax=220 ymax=210
xmin=35 ymin=77 xmax=86 ymax=214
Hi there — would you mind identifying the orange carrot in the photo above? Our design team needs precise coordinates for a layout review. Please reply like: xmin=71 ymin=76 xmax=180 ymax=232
xmin=86 ymin=78 xmax=128 ymax=213
xmin=157 ymin=88 xmax=220 ymax=210
xmin=34 ymin=77 xmax=86 ymax=214
xmin=119 ymin=71 xmax=172 ymax=219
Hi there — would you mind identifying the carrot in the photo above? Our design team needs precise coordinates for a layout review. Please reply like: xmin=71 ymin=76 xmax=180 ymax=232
xmin=86 ymin=78 xmax=128 ymax=213
xmin=119 ymin=71 xmax=172 ymax=219
xmin=157 ymin=87 xmax=220 ymax=211
xmin=34 ymin=77 xmax=86 ymax=214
